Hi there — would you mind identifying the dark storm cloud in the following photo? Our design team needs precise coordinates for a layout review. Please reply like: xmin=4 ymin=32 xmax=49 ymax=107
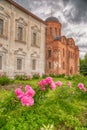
xmin=63 ymin=0 xmax=87 ymax=24
xmin=62 ymin=0 xmax=70 ymax=6
xmin=14 ymin=0 xmax=87 ymax=24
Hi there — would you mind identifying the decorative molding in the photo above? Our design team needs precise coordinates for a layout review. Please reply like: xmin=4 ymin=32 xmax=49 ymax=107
xmin=31 ymin=25 xmax=40 ymax=32
xmin=0 ymin=5 xmax=10 ymax=19
xmin=0 ymin=6 xmax=4 ymax=11
xmin=0 ymin=45 xmax=8 ymax=53
xmin=31 ymin=51 xmax=40 ymax=58
xmin=16 ymin=17 xmax=27 ymax=26
xmin=14 ymin=48 xmax=26 ymax=56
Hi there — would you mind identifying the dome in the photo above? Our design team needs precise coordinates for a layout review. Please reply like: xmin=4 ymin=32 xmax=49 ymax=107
xmin=45 ymin=16 xmax=59 ymax=22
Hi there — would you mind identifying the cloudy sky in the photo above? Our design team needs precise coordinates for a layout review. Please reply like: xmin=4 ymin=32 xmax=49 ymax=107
xmin=14 ymin=0 xmax=87 ymax=58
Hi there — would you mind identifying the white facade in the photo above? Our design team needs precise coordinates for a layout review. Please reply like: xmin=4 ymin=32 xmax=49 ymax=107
xmin=0 ymin=0 xmax=46 ymax=78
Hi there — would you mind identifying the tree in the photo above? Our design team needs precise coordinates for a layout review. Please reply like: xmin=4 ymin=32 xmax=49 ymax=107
xmin=80 ymin=53 xmax=87 ymax=75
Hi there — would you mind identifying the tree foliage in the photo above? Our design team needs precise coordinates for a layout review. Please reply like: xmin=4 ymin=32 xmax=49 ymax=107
xmin=80 ymin=53 xmax=87 ymax=75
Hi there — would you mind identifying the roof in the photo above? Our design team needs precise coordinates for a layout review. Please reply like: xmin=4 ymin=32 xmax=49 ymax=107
xmin=54 ymin=36 xmax=62 ymax=41
xmin=6 ymin=0 xmax=46 ymax=25
xmin=45 ymin=16 xmax=60 ymax=22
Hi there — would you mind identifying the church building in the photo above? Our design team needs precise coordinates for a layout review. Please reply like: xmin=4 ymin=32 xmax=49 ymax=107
xmin=45 ymin=17 xmax=79 ymax=75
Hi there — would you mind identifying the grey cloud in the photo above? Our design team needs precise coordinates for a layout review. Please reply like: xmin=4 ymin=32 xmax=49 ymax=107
xmin=14 ymin=0 xmax=87 ymax=24
xmin=62 ymin=0 xmax=70 ymax=6
xmin=63 ymin=0 xmax=87 ymax=24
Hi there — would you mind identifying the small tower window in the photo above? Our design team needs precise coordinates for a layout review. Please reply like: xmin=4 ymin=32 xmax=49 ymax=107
xmin=50 ymin=27 xmax=52 ymax=35
xmin=55 ymin=28 xmax=57 ymax=36
xmin=48 ymin=50 xmax=51 ymax=57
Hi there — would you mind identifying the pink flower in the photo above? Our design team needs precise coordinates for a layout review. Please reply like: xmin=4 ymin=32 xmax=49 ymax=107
xmin=50 ymin=82 xmax=56 ymax=90
xmin=78 ymin=83 xmax=86 ymax=92
xmin=25 ymin=85 xmax=35 ymax=97
xmin=21 ymin=96 xmax=34 ymax=106
xmin=15 ymin=88 xmax=24 ymax=99
xmin=68 ymin=81 xmax=72 ymax=87
xmin=55 ymin=81 xmax=62 ymax=87
xmin=38 ymin=80 xmax=47 ymax=87
xmin=38 ymin=77 xmax=56 ymax=91
xmin=45 ymin=77 xmax=53 ymax=84
xmin=78 ymin=83 xmax=84 ymax=90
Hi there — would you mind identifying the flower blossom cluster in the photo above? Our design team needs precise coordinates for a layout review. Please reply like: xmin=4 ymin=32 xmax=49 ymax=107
xmin=38 ymin=77 xmax=56 ymax=90
xmin=55 ymin=81 xmax=62 ymax=87
xmin=78 ymin=83 xmax=86 ymax=92
xmin=15 ymin=85 xmax=35 ymax=106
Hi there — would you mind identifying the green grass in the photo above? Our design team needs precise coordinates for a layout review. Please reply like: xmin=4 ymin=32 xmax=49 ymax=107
xmin=0 ymin=75 xmax=87 ymax=130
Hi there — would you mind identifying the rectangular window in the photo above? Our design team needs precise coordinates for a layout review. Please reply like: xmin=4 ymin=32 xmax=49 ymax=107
xmin=48 ymin=62 xmax=51 ymax=69
xmin=0 ymin=19 xmax=3 ymax=35
xmin=32 ymin=59 xmax=36 ymax=70
xmin=33 ymin=32 xmax=36 ymax=45
xmin=18 ymin=27 xmax=23 ymax=41
xmin=48 ymin=50 xmax=51 ymax=57
xmin=0 ymin=56 xmax=2 ymax=69
xmin=17 ymin=58 xmax=22 ymax=70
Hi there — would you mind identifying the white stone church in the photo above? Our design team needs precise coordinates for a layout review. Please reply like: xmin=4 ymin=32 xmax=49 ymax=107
xmin=0 ymin=0 xmax=46 ymax=78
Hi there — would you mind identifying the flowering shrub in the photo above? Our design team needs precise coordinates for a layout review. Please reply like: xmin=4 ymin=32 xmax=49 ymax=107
xmin=55 ymin=81 xmax=62 ymax=87
xmin=38 ymin=77 xmax=56 ymax=90
xmin=78 ymin=83 xmax=86 ymax=92
xmin=15 ymin=85 xmax=35 ymax=106
xmin=1 ymin=75 xmax=87 ymax=130
xmin=67 ymin=81 xmax=72 ymax=88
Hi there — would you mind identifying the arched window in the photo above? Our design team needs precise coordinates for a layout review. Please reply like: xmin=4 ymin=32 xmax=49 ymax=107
xmin=17 ymin=58 xmax=22 ymax=70
xmin=55 ymin=28 xmax=57 ymax=36
xmin=48 ymin=50 xmax=51 ymax=57
xmin=48 ymin=62 xmax=51 ymax=69
xmin=50 ymin=27 xmax=52 ymax=35
xmin=32 ymin=59 xmax=36 ymax=70
xmin=18 ymin=26 xmax=23 ymax=41
xmin=63 ymin=48 xmax=65 ymax=56
xmin=33 ymin=32 xmax=37 ymax=45
xmin=63 ymin=62 xmax=65 ymax=69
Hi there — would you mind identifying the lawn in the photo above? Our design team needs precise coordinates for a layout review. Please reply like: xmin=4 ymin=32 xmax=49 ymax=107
xmin=0 ymin=75 xmax=87 ymax=130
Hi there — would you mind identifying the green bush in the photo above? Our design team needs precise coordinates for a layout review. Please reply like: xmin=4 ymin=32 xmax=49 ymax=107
xmin=32 ymin=73 xmax=40 ymax=79
xmin=15 ymin=74 xmax=31 ymax=80
xmin=0 ymin=75 xmax=12 ymax=86
xmin=42 ymin=74 xmax=48 ymax=78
